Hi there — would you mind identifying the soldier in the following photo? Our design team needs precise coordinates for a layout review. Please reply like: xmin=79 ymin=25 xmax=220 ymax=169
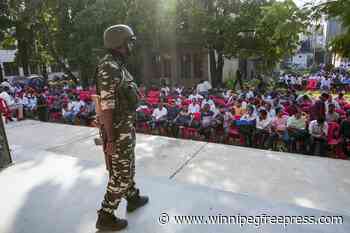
xmin=95 ymin=24 xmax=149 ymax=231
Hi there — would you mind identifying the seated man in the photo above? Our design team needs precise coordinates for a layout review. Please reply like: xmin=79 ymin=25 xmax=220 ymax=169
xmin=200 ymin=103 xmax=214 ymax=140
xmin=136 ymin=101 xmax=151 ymax=123
xmin=239 ymin=105 xmax=257 ymax=147
xmin=340 ymin=110 xmax=350 ymax=158
xmin=0 ymin=86 xmax=23 ymax=120
xmin=309 ymin=117 xmax=328 ymax=157
xmin=62 ymin=101 xmax=75 ymax=124
xmin=166 ymin=100 xmax=180 ymax=137
xmin=151 ymin=103 xmax=168 ymax=134
xmin=254 ymin=109 xmax=271 ymax=148
xmin=266 ymin=107 xmax=288 ymax=150
xmin=286 ymin=108 xmax=308 ymax=153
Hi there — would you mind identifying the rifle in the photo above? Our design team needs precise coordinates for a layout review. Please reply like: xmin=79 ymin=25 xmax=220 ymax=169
xmin=91 ymin=94 xmax=112 ymax=171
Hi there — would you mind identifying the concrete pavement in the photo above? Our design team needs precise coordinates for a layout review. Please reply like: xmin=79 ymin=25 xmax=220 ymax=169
xmin=1 ymin=120 xmax=349 ymax=233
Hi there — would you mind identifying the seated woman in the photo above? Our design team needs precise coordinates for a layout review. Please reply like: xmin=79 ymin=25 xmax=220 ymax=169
xmin=266 ymin=107 xmax=288 ymax=150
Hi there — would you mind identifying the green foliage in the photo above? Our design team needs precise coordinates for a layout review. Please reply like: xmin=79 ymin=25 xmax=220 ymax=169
xmin=1 ymin=0 xmax=310 ymax=85
xmin=314 ymin=0 xmax=350 ymax=58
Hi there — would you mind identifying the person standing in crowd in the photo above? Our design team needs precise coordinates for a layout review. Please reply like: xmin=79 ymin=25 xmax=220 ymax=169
xmin=196 ymin=80 xmax=209 ymax=96
xmin=310 ymin=93 xmax=328 ymax=121
xmin=340 ymin=110 xmax=350 ymax=158
xmin=36 ymin=92 xmax=49 ymax=122
xmin=309 ymin=117 xmax=328 ymax=157
xmin=234 ymin=69 xmax=243 ymax=90
xmin=326 ymin=103 xmax=339 ymax=123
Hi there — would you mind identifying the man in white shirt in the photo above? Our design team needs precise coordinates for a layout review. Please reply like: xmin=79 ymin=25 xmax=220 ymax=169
xmin=254 ymin=109 xmax=271 ymax=148
xmin=72 ymin=97 xmax=85 ymax=115
xmin=309 ymin=117 xmax=328 ymax=157
xmin=189 ymin=91 xmax=204 ymax=101
xmin=0 ymin=87 xmax=15 ymax=107
xmin=152 ymin=103 xmax=168 ymax=133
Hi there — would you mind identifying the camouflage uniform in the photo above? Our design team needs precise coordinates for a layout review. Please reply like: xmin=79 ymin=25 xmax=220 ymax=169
xmin=98 ymin=53 xmax=139 ymax=214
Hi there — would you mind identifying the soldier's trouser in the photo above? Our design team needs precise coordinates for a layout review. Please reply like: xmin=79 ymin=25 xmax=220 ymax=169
xmin=101 ymin=126 xmax=138 ymax=214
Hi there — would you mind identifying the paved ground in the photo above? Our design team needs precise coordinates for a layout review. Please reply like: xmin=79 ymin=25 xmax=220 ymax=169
xmin=1 ymin=120 xmax=350 ymax=233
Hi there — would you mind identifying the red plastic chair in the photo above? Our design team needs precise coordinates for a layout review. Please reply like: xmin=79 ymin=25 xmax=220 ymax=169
xmin=335 ymin=109 xmax=346 ymax=120
xmin=193 ymin=112 xmax=201 ymax=121
xmin=50 ymin=112 xmax=62 ymax=122
xmin=344 ymin=104 xmax=350 ymax=111
xmin=306 ymin=80 xmax=318 ymax=91
xmin=234 ymin=115 xmax=241 ymax=120
xmin=328 ymin=122 xmax=340 ymax=145
xmin=136 ymin=122 xmax=151 ymax=134
xmin=0 ymin=98 xmax=12 ymax=123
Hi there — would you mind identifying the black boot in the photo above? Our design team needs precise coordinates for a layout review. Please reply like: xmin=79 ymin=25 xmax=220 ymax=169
xmin=127 ymin=191 xmax=149 ymax=213
xmin=96 ymin=209 xmax=128 ymax=231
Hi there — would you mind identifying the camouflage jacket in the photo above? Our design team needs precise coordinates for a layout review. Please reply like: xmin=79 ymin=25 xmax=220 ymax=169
xmin=97 ymin=53 xmax=139 ymax=123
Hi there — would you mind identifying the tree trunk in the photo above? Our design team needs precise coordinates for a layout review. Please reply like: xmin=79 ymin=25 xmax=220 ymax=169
xmin=209 ymin=49 xmax=225 ymax=88
xmin=216 ymin=51 xmax=224 ymax=87
xmin=209 ymin=49 xmax=218 ymax=87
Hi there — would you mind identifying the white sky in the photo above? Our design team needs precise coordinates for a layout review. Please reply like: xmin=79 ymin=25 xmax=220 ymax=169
xmin=293 ymin=0 xmax=324 ymax=8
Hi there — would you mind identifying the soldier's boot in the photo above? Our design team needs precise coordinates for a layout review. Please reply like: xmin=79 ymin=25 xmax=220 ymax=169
xmin=96 ymin=209 xmax=128 ymax=231
xmin=126 ymin=191 xmax=149 ymax=213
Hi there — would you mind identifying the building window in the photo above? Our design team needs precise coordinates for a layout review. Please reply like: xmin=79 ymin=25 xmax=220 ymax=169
xmin=181 ymin=54 xmax=191 ymax=79
xmin=3 ymin=62 xmax=19 ymax=76
xmin=51 ymin=64 xmax=62 ymax=73
xmin=193 ymin=54 xmax=203 ymax=79
xmin=29 ymin=64 xmax=38 ymax=74
xmin=163 ymin=58 xmax=171 ymax=78
xmin=152 ymin=55 xmax=161 ymax=78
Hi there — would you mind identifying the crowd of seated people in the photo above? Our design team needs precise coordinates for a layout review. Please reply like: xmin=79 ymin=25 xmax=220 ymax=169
xmin=0 ymin=80 xmax=96 ymax=126
xmin=278 ymin=63 xmax=350 ymax=92
xmin=135 ymin=66 xmax=350 ymax=159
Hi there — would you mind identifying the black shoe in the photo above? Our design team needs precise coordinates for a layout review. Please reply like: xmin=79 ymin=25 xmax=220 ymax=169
xmin=127 ymin=192 xmax=149 ymax=213
xmin=96 ymin=209 xmax=128 ymax=231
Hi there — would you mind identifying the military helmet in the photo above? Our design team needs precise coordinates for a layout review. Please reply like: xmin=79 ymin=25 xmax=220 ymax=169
xmin=103 ymin=24 xmax=136 ymax=49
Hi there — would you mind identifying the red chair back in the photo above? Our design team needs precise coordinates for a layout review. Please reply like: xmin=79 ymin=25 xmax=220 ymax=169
xmin=0 ymin=98 xmax=11 ymax=119
xmin=193 ymin=112 xmax=201 ymax=121
xmin=327 ymin=122 xmax=340 ymax=144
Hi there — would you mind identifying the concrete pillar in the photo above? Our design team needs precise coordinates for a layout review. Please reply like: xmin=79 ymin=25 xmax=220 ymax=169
xmin=47 ymin=64 xmax=52 ymax=73
xmin=19 ymin=67 xmax=24 ymax=76
xmin=208 ymin=53 xmax=211 ymax=84
xmin=0 ymin=63 xmax=5 ymax=81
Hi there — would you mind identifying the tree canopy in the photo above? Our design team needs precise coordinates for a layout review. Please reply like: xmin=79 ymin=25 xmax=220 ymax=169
xmin=1 ymin=0 xmax=310 ymax=86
